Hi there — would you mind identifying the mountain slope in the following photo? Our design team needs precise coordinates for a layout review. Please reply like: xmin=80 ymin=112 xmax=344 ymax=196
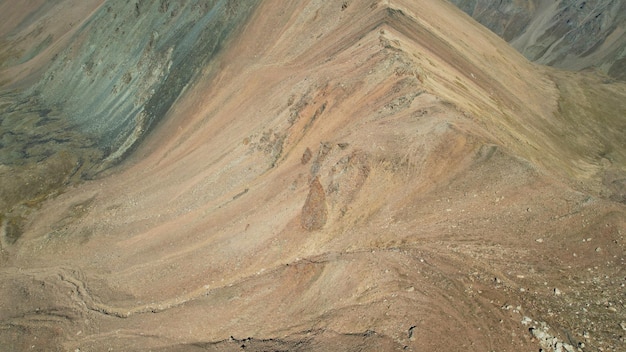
xmin=1 ymin=0 xmax=625 ymax=351
xmin=0 ymin=0 xmax=258 ymax=228
xmin=450 ymin=0 xmax=626 ymax=80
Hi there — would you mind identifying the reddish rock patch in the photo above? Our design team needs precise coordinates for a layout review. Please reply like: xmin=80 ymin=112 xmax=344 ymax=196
xmin=301 ymin=176 xmax=328 ymax=231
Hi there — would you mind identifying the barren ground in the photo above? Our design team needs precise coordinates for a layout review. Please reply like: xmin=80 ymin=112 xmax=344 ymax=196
xmin=1 ymin=1 xmax=625 ymax=351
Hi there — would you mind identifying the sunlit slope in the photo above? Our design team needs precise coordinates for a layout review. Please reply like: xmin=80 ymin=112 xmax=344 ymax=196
xmin=1 ymin=0 xmax=625 ymax=351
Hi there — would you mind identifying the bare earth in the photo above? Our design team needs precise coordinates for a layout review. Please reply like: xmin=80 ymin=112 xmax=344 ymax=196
xmin=1 ymin=0 xmax=625 ymax=351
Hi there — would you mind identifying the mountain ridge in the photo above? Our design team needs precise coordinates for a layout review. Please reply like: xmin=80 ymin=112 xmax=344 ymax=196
xmin=1 ymin=0 xmax=625 ymax=351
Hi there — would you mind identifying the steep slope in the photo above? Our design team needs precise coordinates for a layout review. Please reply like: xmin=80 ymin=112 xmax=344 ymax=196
xmin=1 ymin=0 xmax=625 ymax=351
xmin=0 ymin=0 xmax=258 ymax=233
xmin=450 ymin=0 xmax=626 ymax=80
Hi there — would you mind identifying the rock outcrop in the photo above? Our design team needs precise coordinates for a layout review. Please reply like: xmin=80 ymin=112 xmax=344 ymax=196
xmin=301 ymin=177 xmax=328 ymax=231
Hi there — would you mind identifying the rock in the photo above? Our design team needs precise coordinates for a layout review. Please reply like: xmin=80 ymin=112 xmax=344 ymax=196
xmin=408 ymin=326 xmax=415 ymax=339
xmin=301 ymin=147 xmax=313 ymax=165
xmin=563 ymin=342 xmax=576 ymax=352
xmin=530 ymin=324 xmax=576 ymax=352
xmin=301 ymin=177 xmax=328 ymax=231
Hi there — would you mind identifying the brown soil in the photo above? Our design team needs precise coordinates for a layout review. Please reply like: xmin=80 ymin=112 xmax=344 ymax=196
xmin=1 ymin=1 xmax=625 ymax=351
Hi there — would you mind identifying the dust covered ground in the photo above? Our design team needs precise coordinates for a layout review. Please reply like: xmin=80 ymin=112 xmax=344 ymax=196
xmin=1 ymin=0 xmax=625 ymax=351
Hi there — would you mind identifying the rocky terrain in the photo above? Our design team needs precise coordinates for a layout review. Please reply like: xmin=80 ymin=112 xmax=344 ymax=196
xmin=0 ymin=0 xmax=258 ymax=226
xmin=449 ymin=0 xmax=626 ymax=80
xmin=0 ymin=0 xmax=625 ymax=351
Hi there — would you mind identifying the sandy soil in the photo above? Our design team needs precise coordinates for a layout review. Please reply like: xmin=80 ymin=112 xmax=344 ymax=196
xmin=1 ymin=0 xmax=625 ymax=351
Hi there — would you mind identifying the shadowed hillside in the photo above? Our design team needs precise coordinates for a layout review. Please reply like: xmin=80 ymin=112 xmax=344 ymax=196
xmin=450 ymin=0 xmax=626 ymax=80
xmin=0 ymin=0 xmax=258 ymax=231
xmin=1 ymin=0 xmax=625 ymax=351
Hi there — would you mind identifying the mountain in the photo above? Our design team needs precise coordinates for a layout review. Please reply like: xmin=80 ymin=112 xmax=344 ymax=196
xmin=0 ymin=0 xmax=259 ymax=224
xmin=1 ymin=0 xmax=625 ymax=351
xmin=449 ymin=0 xmax=626 ymax=80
